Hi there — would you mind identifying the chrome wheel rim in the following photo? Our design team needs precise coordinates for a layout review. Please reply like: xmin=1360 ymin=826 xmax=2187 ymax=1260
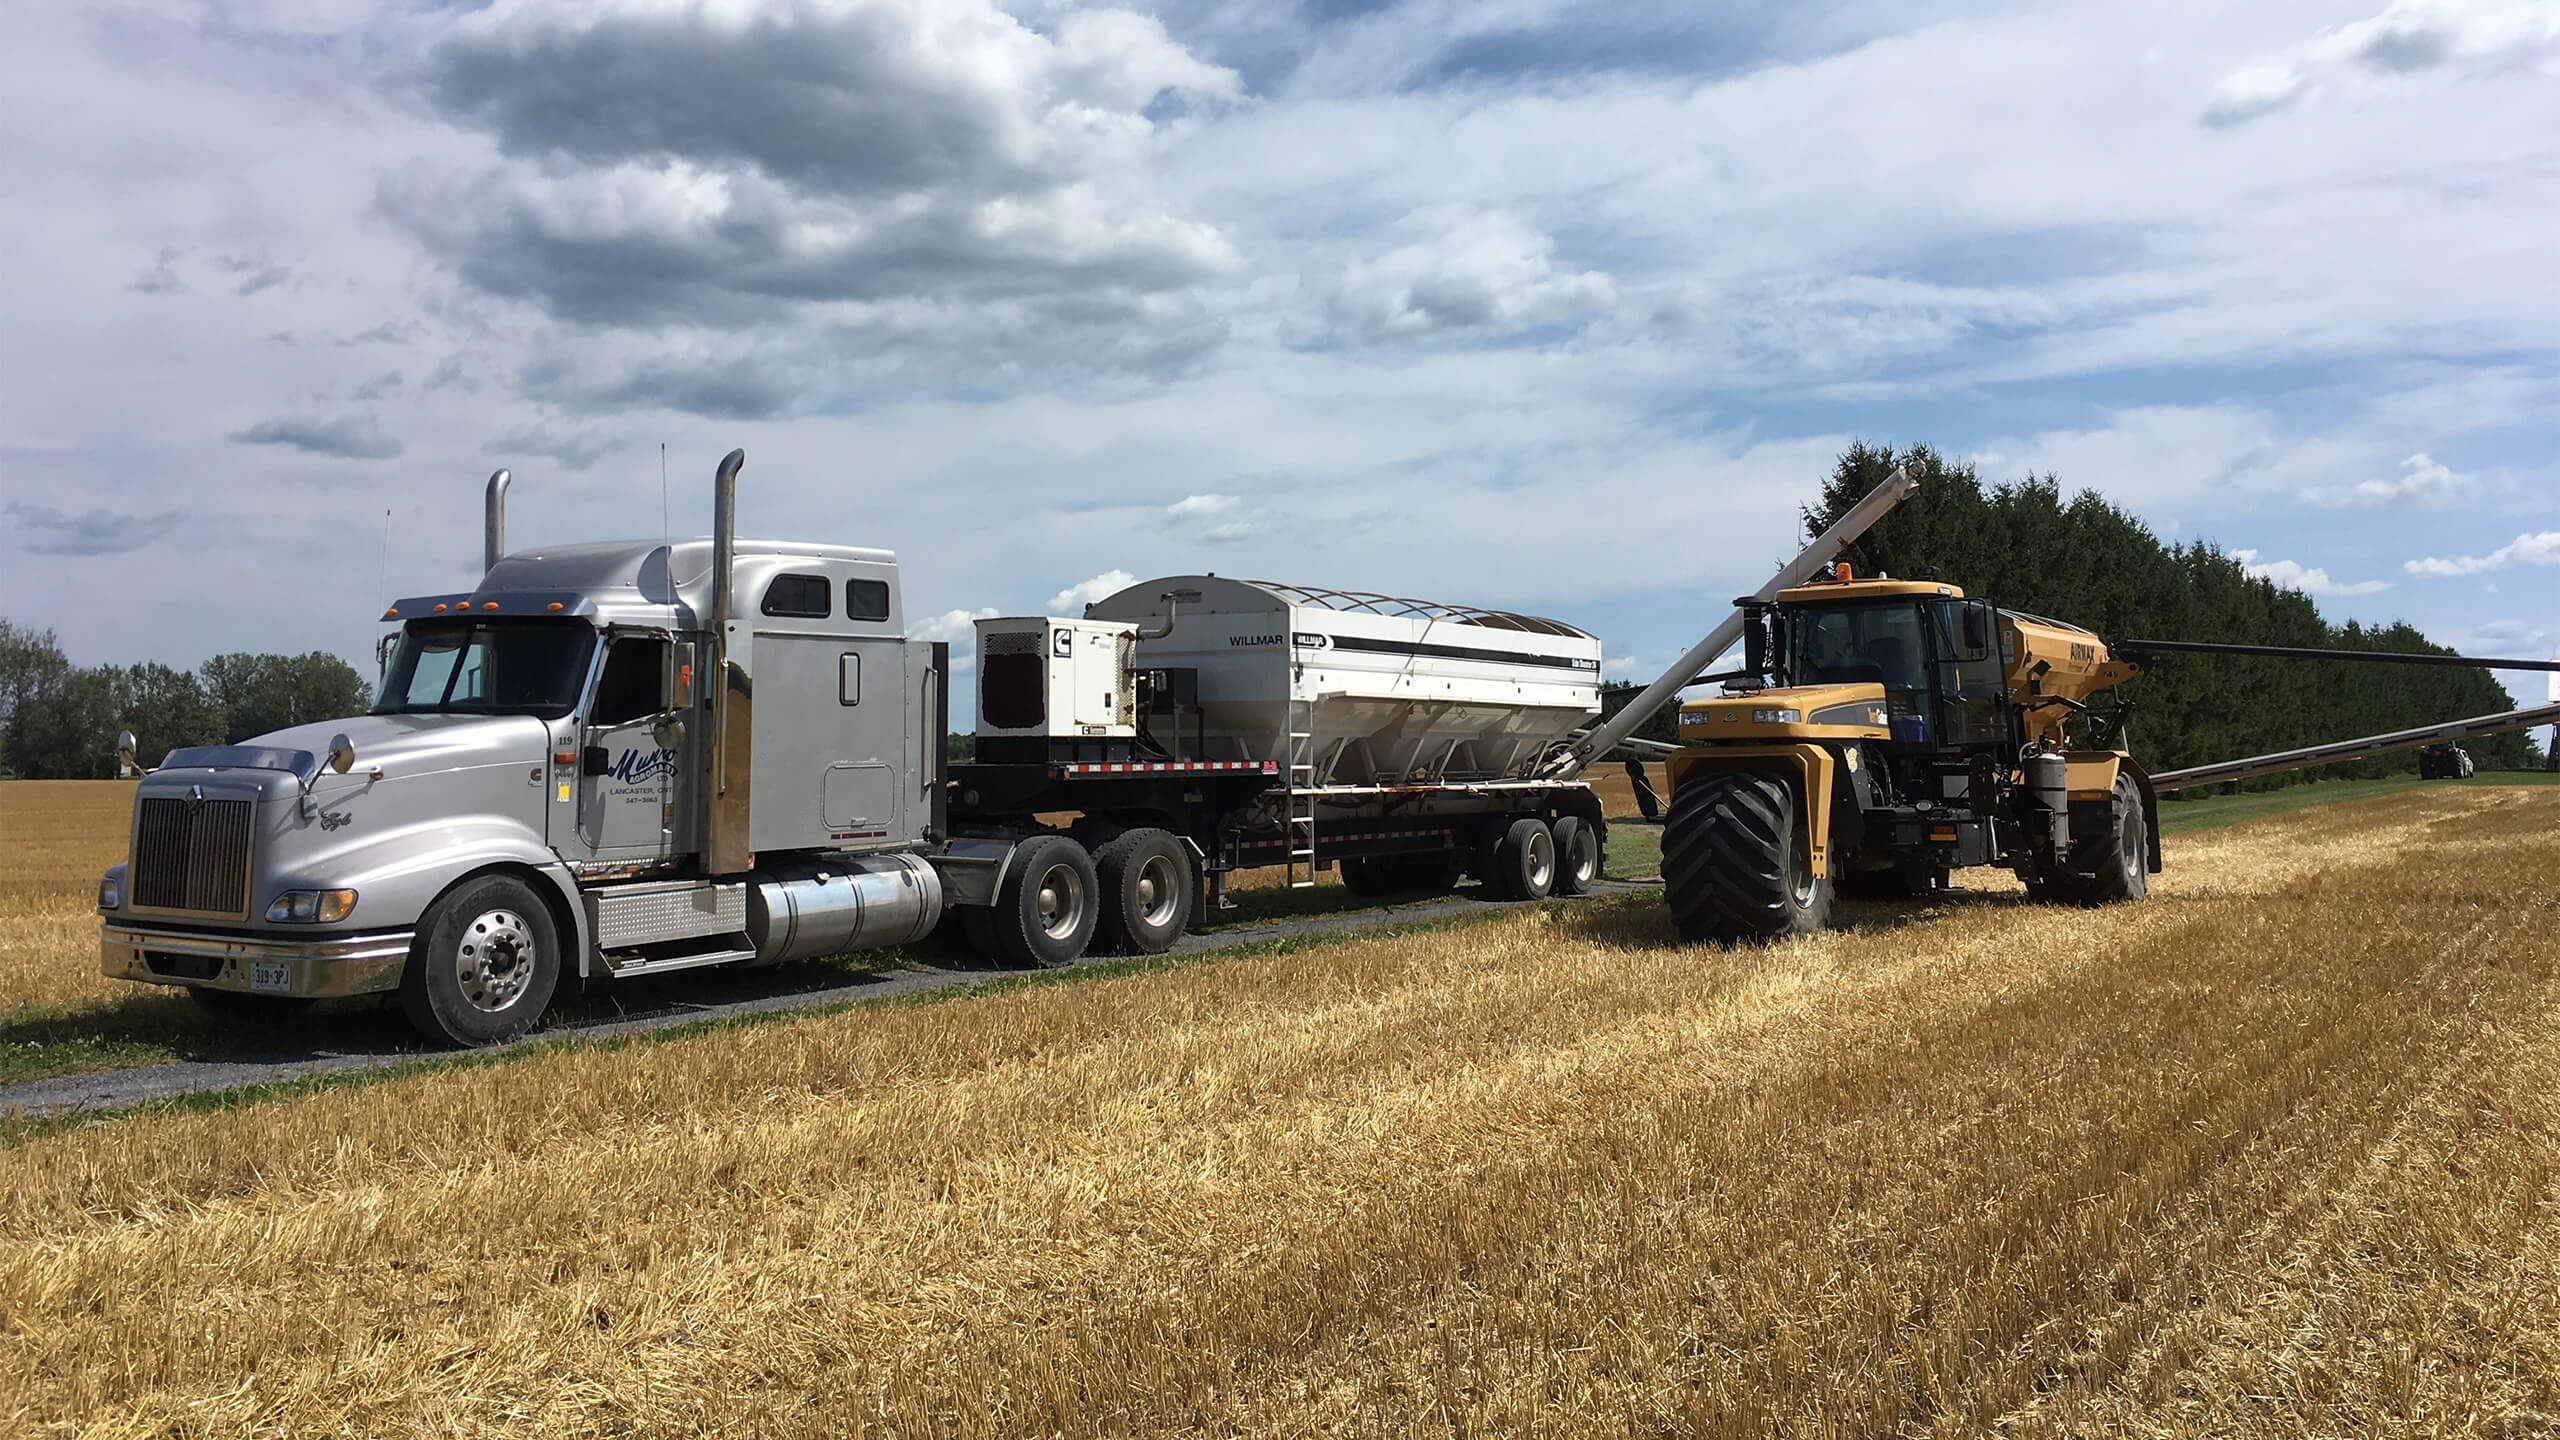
xmin=1134 ymin=853 xmax=1182 ymax=929
xmin=1525 ymin=830 xmax=1554 ymax=891
xmin=1036 ymin=862 xmax=1087 ymax=941
xmin=1568 ymin=828 xmax=1597 ymax=883
xmin=454 ymin=908 xmax=534 ymax=1013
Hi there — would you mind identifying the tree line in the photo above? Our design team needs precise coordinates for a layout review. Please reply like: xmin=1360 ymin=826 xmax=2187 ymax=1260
xmin=0 ymin=620 xmax=370 ymax=779
xmin=1799 ymin=444 xmax=2542 ymax=780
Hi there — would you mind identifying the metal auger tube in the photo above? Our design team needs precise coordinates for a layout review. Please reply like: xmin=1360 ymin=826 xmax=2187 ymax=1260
xmin=1541 ymin=463 xmax=1921 ymax=780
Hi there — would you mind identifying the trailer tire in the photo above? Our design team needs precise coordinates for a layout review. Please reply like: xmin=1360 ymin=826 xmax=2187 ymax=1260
xmin=1095 ymin=828 xmax=1191 ymax=955
xmin=1550 ymin=815 xmax=1599 ymax=895
xmin=400 ymin=873 xmax=562 ymax=1047
xmin=1661 ymin=771 xmax=1834 ymax=942
xmin=1495 ymin=817 xmax=1556 ymax=901
xmin=985 ymin=835 xmax=1101 ymax=969
xmin=1338 ymin=856 xmax=1392 ymax=897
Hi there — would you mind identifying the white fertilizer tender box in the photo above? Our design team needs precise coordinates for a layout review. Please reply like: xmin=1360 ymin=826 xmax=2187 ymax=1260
xmin=1083 ymin=575 xmax=1602 ymax=786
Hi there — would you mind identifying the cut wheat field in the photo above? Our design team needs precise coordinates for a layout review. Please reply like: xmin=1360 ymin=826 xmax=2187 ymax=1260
xmin=2 ymin=782 xmax=2556 ymax=1436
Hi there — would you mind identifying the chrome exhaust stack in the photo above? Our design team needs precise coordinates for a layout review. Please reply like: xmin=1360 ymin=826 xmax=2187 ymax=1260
xmin=706 ymin=448 xmax=753 ymax=874
xmin=483 ymin=469 xmax=511 ymax=573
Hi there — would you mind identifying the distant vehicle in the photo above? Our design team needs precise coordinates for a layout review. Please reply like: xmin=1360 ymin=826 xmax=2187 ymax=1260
xmin=2416 ymin=742 xmax=2476 ymax=780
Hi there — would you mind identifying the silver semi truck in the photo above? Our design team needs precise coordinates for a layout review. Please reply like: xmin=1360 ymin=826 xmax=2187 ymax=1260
xmin=97 ymin=452 xmax=1618 ymax=1045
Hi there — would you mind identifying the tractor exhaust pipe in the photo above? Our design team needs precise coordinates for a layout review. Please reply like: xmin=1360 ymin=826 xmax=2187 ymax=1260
xmin=706 ymin=449 xmax=754 ymax=874
xmin=482 ymin=469 xmax=511 ymax=573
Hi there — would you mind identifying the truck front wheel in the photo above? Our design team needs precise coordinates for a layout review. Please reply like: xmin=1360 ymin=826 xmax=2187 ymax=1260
xmin=400 ymin=874 xmax=563 ymax=1047
xmin=1662 ymin=771 xmax=1834 ymax=943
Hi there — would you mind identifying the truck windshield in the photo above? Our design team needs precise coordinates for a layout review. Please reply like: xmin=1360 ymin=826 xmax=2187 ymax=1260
xmin=374 ymin=619 xmax=597 ymax=719
xmin=1786 ymin=603 xmax=1929 ymax=693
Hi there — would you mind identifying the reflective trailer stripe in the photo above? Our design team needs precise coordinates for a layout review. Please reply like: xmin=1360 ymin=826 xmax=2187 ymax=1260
xmin=1055 ymin=761 xmax=1281 ymax=775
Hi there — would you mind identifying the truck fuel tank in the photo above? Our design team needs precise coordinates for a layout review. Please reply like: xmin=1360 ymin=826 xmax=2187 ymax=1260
xmin=746 ymin=853 xmax=944 ymax=966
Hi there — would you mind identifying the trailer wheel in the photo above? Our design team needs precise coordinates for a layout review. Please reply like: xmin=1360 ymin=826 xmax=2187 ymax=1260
xmin=985 ymin=835 xmax=1100 ymax=968
xmin=1550 ymin=815 xmax=1599 ymax=895
xmin=1661 ymin=771 xmax=1834 ymax=942
xmin=1495 ymin=817 xmax=1556 ymax=901
xmin=1338 ymin=856 xmax=1392 ymax=897
xmin=1095 ymin=828 xmax=1191 ymax=954
xmin=400 ymin=873 xmax=562 ymax=1047
xmin=2065 ymin=774 xmax=2149 ymax=906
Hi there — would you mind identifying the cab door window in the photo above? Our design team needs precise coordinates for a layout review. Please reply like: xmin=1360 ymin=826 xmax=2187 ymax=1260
xmin=591 ymin=635 xmax=669 ymax=726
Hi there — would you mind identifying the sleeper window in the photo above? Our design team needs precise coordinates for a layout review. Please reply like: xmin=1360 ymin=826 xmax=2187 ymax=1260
xmin=761 ymin=573 xmax=831 ymax=619
xmin=845 ymin=578 xmax=891 ymax=622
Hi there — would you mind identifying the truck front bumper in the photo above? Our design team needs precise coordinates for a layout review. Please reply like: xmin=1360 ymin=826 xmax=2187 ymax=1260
xmin=101 ymin=922 xmax=414 ymax=999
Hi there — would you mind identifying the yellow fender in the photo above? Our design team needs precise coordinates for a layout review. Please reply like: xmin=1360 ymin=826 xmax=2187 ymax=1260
xmin=1665 ymin=744 xmax=1838 ymax=878
xmin=2063 ymin=749 xmax=2162 ymax=874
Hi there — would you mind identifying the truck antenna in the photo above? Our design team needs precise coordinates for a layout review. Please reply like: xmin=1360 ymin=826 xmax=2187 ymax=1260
xmin=377 ymin=507 xmax=391 ymax=601
xmin=660 ymin=442 xmax=671 ymax=552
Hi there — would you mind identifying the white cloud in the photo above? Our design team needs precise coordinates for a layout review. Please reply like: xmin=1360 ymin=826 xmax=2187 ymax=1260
xmin=2406 ymin=531 xmax=2560 ymax=577
xmin=1047 ymin=569 xmax=1137 ymax=614
xmin=1321 ymin=208 xmax=1615 ymax=341
xmin=1165 ymin=492 xmax=1260 ymax=543
xmin=2299 ymin=451 xmax=2478 ymax=506
xmin=2203 ymin=0 xmax=2560 ymax=126
xmin=912 ymin=605 xmax=1001 ymax=668
xmin=2230 ymin=548 xmax=2392 ymax=597
xmin=2201 ymin=65 xmax=2313 ymax=127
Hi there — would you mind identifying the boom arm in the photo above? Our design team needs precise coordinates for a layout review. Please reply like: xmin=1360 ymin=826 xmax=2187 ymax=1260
xmin=1541 ymin=464 xmax=1921 ymax=779
xmin=2153 ymin=702 xmax=2560 ymax=792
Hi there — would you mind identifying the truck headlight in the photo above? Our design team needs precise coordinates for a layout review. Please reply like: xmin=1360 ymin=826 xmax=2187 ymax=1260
xmin=97 ymin=873 xmax=121 ymax=911
xmin=1752 ymin=708 xmax=1801 ymax=725
xmin=266 ymin=889 xmax=358 ymax=924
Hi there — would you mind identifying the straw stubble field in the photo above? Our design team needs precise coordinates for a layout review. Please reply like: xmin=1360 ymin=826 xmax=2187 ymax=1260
xmin=2 ymin=780 xmax=2556 ymax=1435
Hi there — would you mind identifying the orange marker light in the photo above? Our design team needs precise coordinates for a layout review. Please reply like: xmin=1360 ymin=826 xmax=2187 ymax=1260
xmin=382 ymin=608 xmax=399 ymax=619
xmin=679 ymin=664 xmax=692 ymax=686
xmin=482 ymin=601 xmax=500 ymax=611
xmin=433 ymin=602 xmax=448 ymax=612
xmin=546 ymin=601 xmax=564 ymax=612
xmin=1835 ymin=562 xmax=1855 ymax=581
xmin=553 ymin=750 xmax=576 ymax=764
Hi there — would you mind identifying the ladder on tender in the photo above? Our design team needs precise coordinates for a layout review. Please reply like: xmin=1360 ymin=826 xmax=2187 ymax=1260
xmin=1285 ymin=686 xmax=1318 ymax=888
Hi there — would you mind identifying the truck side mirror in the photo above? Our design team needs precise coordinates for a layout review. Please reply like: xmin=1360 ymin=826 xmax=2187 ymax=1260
xmin=1960 ymin=603 xmax=1992 ymax=661
xmin=1742 ymin=607 xmax=1769 ymax=677
xmin=582 ymin=745 xmax=611 ymax=777
xmin=116 ymin=730 xmax=138 ymax=773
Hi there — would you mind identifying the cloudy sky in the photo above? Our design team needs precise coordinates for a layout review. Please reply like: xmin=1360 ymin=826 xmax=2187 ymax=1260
xmin=5 ymin=0 xmax=2557 ymax=711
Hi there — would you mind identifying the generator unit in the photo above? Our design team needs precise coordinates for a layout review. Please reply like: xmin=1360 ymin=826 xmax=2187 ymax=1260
xmin=973 ymin=617 xmax=1138 ymax=763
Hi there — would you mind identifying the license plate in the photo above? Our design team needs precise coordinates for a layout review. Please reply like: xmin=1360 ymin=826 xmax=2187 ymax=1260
xmin=249 ymin=961 xmax=292 ymax=994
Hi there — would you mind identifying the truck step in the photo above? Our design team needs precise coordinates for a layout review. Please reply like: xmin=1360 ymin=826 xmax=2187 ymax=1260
xmin=600 ymin=944 xmax=760 ymax=979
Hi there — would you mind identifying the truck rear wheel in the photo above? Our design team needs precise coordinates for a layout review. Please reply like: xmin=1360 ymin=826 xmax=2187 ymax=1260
xmin=1494 ymin=817 xmax=1556 ymax=900
xmin=1551 ymin=815 xmax=1599 ymax=895
xmin=982 ymin=835 xmax=1100 ymax=968
xmin=1662 ymin=771 xmax=1834 ymax=942
xmin=1095 ymin=828 xmax=1191 ymax=954
xmin=400 ymin=873 xmax=562 ymax=1047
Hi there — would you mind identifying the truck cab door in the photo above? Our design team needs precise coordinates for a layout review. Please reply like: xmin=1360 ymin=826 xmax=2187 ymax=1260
xmin=568 ymin=630 xmax=684 ymax=865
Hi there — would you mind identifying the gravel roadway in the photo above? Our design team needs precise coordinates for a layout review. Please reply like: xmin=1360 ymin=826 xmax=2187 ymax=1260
xmin=1 ymin=879 xmax=1654 ymax=1121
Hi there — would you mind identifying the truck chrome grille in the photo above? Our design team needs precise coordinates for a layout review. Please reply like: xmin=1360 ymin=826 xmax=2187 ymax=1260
xmin=131 ymin=797 xmax=254 ymax=916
